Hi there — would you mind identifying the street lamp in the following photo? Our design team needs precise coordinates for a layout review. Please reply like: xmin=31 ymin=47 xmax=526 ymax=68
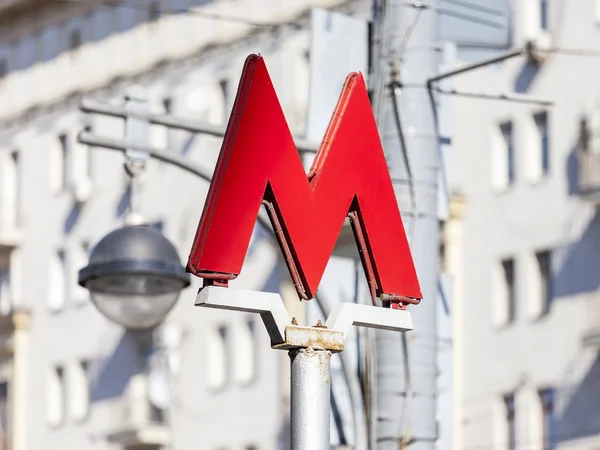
xmin=78 ymin=225 xmax=191 ymax=330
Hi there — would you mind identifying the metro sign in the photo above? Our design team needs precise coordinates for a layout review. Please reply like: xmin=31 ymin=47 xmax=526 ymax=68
xmin=187 ymin=54 xmax=421 ymax=308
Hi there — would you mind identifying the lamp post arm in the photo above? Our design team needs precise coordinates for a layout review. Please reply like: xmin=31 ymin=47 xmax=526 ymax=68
xmin=77 ymin=131 xmax=274 ymax=233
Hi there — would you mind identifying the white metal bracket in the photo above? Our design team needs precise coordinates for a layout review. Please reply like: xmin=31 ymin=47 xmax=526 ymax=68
xmin=195 ymin=286 xmax=414 ymax=352
xmin=326 ymin=302 xmax=414 ymax=338
xmin=196 ymin=286 xmax=290 ymax=346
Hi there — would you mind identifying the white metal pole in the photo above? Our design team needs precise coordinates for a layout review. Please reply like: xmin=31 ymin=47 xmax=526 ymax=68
xmin=289 ymin=348 xmax=332 ymax=450
xmin=196 ymin=287 xmax=414 ymax=450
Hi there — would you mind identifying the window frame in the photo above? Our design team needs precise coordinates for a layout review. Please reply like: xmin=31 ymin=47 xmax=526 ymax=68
xmin=539 ymin=387 xmax=556 ymax=450
xmin=500 ymin=121 xmax=516 ymax=187
xmin=540 ymin=0 xmax=549 ymax=31
xmin=534 ymin=111 xmax=550 ymax=176
xmin=47 ymin=365 xmax=66 ymax=428
xmin=501 ymin=258 xmax=516 ymax=323
xmin=57 ymin=133 xmax=69 ymax=192
xmin=504 ymin=393 xmax=516 ymax=450
xmin=535 ymin=249 xmax=552 ymax=316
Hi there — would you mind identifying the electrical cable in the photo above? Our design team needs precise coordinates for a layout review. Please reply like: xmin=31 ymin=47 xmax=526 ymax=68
xmin=433 ymin=87 xmax=554 ymax=105
xmin=550 ymin=47 xmax=600 ymax=56
xmin=331 ymin=387 xmax=348 ymax=446
xmin=315 ymin=292 xmax=369 ymax=450
xmin=394 ymin=2 xmax=424 ymax=64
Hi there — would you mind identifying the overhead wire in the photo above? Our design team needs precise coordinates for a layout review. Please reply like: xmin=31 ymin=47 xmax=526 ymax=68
xmin=433 ymin=87 xmax=554 ymax=106
xmin=314 ymin=293 xmax=367 ymax=450
xmin=550 ymin=47 xmax=600 ymax=56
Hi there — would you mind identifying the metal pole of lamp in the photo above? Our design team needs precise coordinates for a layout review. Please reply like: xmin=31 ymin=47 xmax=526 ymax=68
xmin=77 ymin=86 xmax=191 ymax=449
xmin=196 ymin=286 xmax=414 ymax=450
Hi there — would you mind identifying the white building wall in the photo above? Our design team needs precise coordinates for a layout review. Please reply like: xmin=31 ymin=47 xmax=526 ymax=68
xmin=452 ymin=1 xmax=600 ymax=449
xmin=0 ymin=0 xmax=366 ymax=448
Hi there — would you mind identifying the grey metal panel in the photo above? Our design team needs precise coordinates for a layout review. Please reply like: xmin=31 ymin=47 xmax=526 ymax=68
xmin=305 ymin=8 xmax=369 ymax=144
xmin=439 ymin=0 xmax=512 ymax=50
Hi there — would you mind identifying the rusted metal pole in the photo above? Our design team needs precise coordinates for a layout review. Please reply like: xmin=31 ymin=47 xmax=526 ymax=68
xmin=289 ymin=348 xmax=332 ymax=450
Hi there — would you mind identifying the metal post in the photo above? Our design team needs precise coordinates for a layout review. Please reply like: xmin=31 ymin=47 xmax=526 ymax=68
xmin=196 ymin=287 xmax=414 ymax=450
xmin=289 ymin=348 xmax=332 ymax=450
xmin=123 ymin=85 xmax=150 ymax=226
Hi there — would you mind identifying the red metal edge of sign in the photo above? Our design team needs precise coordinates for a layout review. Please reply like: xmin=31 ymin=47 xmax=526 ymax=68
xmin=187 ymin=53 xmax=422 ymax=306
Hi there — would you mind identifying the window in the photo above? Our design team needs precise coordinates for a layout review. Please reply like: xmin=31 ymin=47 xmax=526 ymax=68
xmin=109 ymin=3 xmax=120 ymax=33
xmin=220 ymin=78 xmax=230 ymax=122
xmin=69 ymin=29 xmax=82 ymax=51
xmin=0 ymin=260 xmax=10 ymax=316
xmin=0 ymin=381 xmax=8 ymax=449
xmin=150 ymin=402 xmax=165 ymax=424
xmin=10 ymin=151 xmax=21 ymax=226
xmin=234 ymin=319 xmax=257 ymax=385
xmin=70 ymin=360 xmax=90 ymax=422
xmin=493 ymin=121 xmax=516 ymax=191
xmin=535 ymin=112 xmax=550 ymax=176
xmin=504 ymin=394 xmax=516 ymax=450
xmin=536 ymin=250 xmax=552 ymax=315
xmin=72 ymin=243 xmax=90 ymax=305
xmin=47 ymin=366 xmax=65 ymax=427
xmin=150 ymin=220 xmax=164 ymax=233
xmin=539 ymin=388 xmax=555 ymax=450
xmin=501 ymin=122 xmax=515 ymax=186
xmin=502 ymin=258 xmax=516 ymax=323
xmin=149 ymin=2 xmax=161 ymax=22
xmin=206 ymin=325 xmax=229 ymax=391
xmin=49 ymin=250 xmax=67 ymax=312
xmin=83 ymin=125 xmax=93 ymax=179
xmin=163 ymin=98 xmax=172 ymax=114
xmin=34 ymin=32 xmax=43 ymax=63
xmin=2 ymin=150 xmax=21 ymax=227
xmin=54 ymin=133 xmax=69 ymax=191
xmin=540 ymin=0 xmax=548 ymax=30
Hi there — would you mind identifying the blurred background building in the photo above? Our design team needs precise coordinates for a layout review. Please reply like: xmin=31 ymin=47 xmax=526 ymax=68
xmin=1 ymin=0 xmax=600 ymax=450
xmin=0 ymin=0 xmax=360 ymax=449
xmin=451 ymin=1 xmax=600 ymax=450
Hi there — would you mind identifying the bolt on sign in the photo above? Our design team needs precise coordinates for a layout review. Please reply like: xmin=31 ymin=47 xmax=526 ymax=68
xmin=187 ymin=54 xmax=421 ymax=309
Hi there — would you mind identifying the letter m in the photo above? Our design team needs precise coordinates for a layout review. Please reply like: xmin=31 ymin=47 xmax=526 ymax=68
xmin=187 ymin=54 xmax=422 ymax=304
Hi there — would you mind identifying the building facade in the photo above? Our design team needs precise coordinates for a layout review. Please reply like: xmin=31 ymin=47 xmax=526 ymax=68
xmin=0 ymin=0 xmax=368 ymax=449
xmin=452 ymin=1 xmax=600 ymax=449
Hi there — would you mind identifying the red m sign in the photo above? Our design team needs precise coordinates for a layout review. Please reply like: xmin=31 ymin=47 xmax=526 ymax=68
xmin=187 ymin=54 xmax=421 ymax=306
